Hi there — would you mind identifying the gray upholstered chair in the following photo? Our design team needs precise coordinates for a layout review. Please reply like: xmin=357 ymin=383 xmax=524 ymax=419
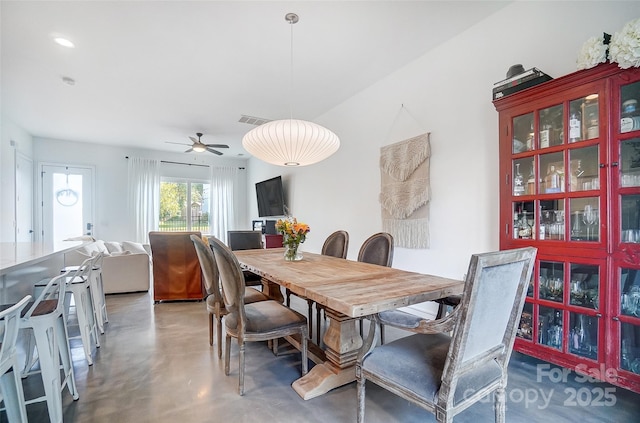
xmin=190 ymin=235 xmax=269 ymax=359
xmin=357 ymin=232 xmax=394 ymax=341
xmin=357 ymin=247 xmax=537 ymax=423
xmin=208 ymin=236 xmax=309 ymax=395
xmin=307 ymin=230 xmax=350 ymax=344
xmin=227 ymin=230 xmax=264 ymax=287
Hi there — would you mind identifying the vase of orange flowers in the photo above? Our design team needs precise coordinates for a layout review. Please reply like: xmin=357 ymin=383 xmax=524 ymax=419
xmin=275 ymin=217 xmax=310 ymax=261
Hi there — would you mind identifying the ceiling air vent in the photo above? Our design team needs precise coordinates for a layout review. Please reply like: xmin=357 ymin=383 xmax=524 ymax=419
xmin=238 ymin=115 xmax=272 ymax=126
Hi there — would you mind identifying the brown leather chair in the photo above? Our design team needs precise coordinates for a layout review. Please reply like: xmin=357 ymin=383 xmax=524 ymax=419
xmin=149 ymin=231 xmax=204 ymax=302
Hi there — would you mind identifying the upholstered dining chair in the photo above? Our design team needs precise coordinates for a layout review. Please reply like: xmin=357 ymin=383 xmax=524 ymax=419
xmin=357 ymin=247 xmax=537 ymax=423
xmin=0 ymin=295 xmax=31 ymax=423
xmin=304 ymin=230 xmax=350 ymax=344
xmin=190 ymin=235 xmax=269 ymax=358
xmin=227 ymin=230 xmax=264 ymax=288
xmin=357 ymin=232 xmax=394 ymax=341
xmin=209 ymin=236 xmax=309 ymax=395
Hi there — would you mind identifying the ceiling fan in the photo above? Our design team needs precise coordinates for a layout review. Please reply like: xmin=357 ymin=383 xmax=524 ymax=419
xmin=166 ymin=133 xmax=229 ymax=155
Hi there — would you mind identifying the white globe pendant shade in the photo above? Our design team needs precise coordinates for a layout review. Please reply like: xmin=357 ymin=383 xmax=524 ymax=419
xmin=242 ymin=119 xmax=340 ymax=166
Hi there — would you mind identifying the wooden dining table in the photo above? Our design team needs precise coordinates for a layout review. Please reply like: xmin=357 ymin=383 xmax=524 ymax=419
xmin=234 ymin=247 xmax=464 ymax=400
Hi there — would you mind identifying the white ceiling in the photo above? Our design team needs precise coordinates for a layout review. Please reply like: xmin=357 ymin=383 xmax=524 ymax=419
xmin=1 ymin=1 xmax=507 ymax=159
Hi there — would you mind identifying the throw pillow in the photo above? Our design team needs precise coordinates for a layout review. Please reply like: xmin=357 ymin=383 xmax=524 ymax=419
xmin=94 ymin=240 xmax=110 ymax=254
xmin=104 ymin=241 xmax=124 ymax=253
xmin=122 ymin=241 xmax=148 ymax=255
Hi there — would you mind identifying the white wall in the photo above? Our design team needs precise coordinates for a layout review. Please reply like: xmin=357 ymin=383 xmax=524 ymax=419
xmin=0 ymin=116 xmax=33 ymax=242
xmin=32 ymin=137 xmax=248 ymax=242
xmin=245 ymin=2 xmax=640 ymax=282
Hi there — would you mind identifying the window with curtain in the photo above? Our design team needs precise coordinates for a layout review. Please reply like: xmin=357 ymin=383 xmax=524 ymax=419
xmin=159 ymin=178 xmax=210 ymax=232
xmin=129 ymin=159 xmax=239 ymax=243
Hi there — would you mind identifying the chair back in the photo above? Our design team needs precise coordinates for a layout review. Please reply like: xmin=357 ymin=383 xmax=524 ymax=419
xmin=148 ymin=231 xmax=203 ymax=301
xmin=23 ymin=272 xmax=69 ymax=320
xmin=321 ymin=230 xmax=349 ymax=259
xmin=0 ymin=295 xmax=31 ymax=369
xmin=67 ymin=255 xmax=97 ymax=284
xmin=439 ymin=247 xmax=537 ymax=403
xmin=209 ymin=236 xmax=247 ymax=323
xmin=227 ymin=230 xmax=263 ymax=251
xmin=357 ymin=232 xmax=394 ymax=267
xmin=190 ymin=235 xmax=222 ymax=302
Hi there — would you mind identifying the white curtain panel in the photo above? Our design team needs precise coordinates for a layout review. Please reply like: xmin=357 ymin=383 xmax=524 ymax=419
xmin=127 ymin=157 xmax=160 ymax=243
xmin=209 ymin=166 xmax=239 ymax=243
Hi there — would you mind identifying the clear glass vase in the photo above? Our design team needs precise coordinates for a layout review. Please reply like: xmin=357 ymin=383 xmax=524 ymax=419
xmin=284 ymin=242 xmax=303 ymax=261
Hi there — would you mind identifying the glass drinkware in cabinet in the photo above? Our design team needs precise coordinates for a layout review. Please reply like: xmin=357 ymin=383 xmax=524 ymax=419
xmin=621 ymin=195 xmax=640 ymax=244
xmin=621 ymin=138 xmax=640 ymax=188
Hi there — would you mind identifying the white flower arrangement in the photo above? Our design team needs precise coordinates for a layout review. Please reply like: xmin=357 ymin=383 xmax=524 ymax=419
xmin=609 ymin=17 xmax=640 ymax=69
xmin=576 ymin=35 xmax=609 ymax=70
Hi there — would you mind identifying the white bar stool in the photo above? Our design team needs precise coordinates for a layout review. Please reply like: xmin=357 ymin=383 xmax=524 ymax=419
xmin=0 ymin=295 xmax=31 ymax=423
xmin=21 ymin=273 xmax=79 ymax=423
xmin=63 ymin=256 xmax=101 ymax=365
xmin=61 ymin=253 xmax=108 ymax=334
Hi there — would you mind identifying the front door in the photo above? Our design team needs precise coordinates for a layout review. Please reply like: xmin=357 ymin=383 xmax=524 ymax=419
xmin=41 ymin=164 xmax=94 ymax=247
xmin=15 ymin=152 xmax=34 ymax=242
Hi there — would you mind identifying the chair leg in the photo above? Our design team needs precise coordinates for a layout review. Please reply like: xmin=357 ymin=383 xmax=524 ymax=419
xmin=216 ymin=316 xmax=223 ymax=359
xmin=285 ymin=288 xmax=291 ymax=306
xmin=316 ymin=306 xmax=322 ymax=346
xmin=307 ymin=299 xmax=313 ymax=338
xmin=380 ymin=323 xmax=385 ymax=345
xmin=208 ymin=313 xmax=213 ymax=346
xmin=73 ymin=288 xmax=94 ymax=365
xmin=224 ymin=335 xmax=231 ymax=376
xmin=238 ymin=341 xmax=245 ymax=396
xmin=56 ymin=314 xmax=79 ymax=400
xmin=357 ymin=374 xmax=365 ymax=423
xmin=0 ymin=358 xmax=28 ymax=423
xmin=32 ymin=325 xmax=63 ymax=423
xmin=301 ymin=327 xmax=308 ymax=376
xmin=495 ymin=386 xmax=506 ymax=423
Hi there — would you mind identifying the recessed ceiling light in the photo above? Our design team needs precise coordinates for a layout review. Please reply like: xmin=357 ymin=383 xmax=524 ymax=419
xmin=54 ymin=37 xmax=75 ymax=48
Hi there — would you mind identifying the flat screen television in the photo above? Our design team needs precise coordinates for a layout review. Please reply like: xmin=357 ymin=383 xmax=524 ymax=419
xmin=256 ymin=176 xmax=286 ymax=217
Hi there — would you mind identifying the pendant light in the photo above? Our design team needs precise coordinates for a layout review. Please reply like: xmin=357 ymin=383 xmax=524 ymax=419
xmin=242 ymin=13 xmax=340 ymax=167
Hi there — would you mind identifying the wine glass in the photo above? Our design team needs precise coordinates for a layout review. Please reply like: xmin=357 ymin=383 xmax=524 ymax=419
xmin=583 ymin=205 xmax=597 ymax=240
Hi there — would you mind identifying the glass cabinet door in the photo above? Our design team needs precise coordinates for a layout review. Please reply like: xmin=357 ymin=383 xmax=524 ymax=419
xmin=569 ymin=197 xmax=600 ymax=242
xmin=619 ymin=266 xmax=640 ymax=375
xmin=617 ymin=80 xmax=640 ymax=247
xmin=513 ymin=113 xmax=535 ymax=153
xmin=620 ymin=80 xmax=640 ymax=134
xmin=539 ymin=104 xmax=564 ymax=148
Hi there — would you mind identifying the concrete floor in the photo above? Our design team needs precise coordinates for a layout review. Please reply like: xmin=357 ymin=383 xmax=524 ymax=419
xmin=9 ymin=291 xmax=640 ymax=422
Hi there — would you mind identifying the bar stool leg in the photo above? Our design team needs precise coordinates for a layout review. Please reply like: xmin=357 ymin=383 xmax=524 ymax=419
xmin=56 ymin=313 xmax=79 ymax=400
xmin=0 ymin=356 xmax=28 ymax=423
xmin=32 ymin=324 xmax=63 ymax=423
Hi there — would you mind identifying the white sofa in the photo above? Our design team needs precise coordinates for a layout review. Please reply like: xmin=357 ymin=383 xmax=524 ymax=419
xmin=64 ymin=240 xmax=151 ymax=294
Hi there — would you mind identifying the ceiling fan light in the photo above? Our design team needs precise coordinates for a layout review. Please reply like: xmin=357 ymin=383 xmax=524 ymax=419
xmin=192 ymin=144 xmax=206 ymax=153
xmin=242 ymin=119 xmax=340 ymax=167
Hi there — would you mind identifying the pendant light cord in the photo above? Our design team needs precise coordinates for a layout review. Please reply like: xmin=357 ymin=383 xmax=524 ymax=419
xmin=289 ymin=16 xmax=295 ymax=121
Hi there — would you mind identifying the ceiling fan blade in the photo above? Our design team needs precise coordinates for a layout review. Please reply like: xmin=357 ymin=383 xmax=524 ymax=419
xmin=184 ymin=148 xmax=193 ymax=153
xmin=189 ymin=136 xmax=199 ymax=143
xmin=206 ymin=147 xmax=223 ymax=155
xmin=204 ymin=144 xmax=229 ymax=148
xmin=166 ymin=141 xmax=190 ymax=146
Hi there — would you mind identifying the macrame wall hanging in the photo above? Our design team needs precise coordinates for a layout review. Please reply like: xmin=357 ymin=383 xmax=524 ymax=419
xmin=379 ymin=106 xmax=431 ymax=249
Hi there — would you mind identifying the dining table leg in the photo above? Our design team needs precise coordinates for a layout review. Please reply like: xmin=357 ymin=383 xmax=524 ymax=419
xmin=292 ymin=308 xmax=362 ymax=400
